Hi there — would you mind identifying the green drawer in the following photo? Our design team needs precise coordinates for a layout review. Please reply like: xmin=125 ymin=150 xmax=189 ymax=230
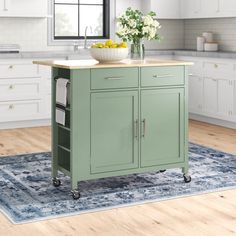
xmin=141 ymin=66 xmax=184 ymax=87
xmin=91 ymin=67 xmax=139 ymax=90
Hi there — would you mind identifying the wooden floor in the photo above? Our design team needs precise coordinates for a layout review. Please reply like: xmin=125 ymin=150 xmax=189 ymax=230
xmin=0 ymin=120 xmax=236 ymax=236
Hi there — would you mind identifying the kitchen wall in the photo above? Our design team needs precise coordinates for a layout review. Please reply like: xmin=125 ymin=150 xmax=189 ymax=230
xmin=184 ymin=18 xmax=236 ymax=51
xmin=0 ymin=0 xmax=184 ymax=52
xmin=0 ymin=18 xmax=71 ymax=51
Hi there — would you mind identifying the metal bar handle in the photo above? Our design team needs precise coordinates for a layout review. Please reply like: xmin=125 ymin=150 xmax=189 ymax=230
xmin=142 ymin=119 xmax=146 ymax=138
xmin=105 ymin=77 xmax=124 ymax=80
xmin=153 ymin=74 xmax=174 ymax=79
xmin=134 ymin=119 xmax=138 ymax=140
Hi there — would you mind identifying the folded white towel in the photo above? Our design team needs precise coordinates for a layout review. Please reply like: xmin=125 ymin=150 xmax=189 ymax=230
xmin=56 ymin=78 xmax=69 ymax=125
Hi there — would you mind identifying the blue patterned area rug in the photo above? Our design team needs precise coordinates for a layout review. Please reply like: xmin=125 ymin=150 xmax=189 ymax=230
xmin=0 ymin=143 xmax=236 ymax=224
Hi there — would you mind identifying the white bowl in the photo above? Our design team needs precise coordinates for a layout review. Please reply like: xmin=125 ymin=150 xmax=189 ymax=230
xmin=90 ymin=48 xmax=129 ymax=63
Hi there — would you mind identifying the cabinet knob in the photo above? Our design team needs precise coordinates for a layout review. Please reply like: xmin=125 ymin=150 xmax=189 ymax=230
xmin=9 ymin=85 xmax=14 ymax=90
xmin=9 ymin=104 xmax=14 ymax=110
xmin=214 ymin=64 xmax=218 ymax=68
xmin=8 ymin=65 xmax=13 ymax=69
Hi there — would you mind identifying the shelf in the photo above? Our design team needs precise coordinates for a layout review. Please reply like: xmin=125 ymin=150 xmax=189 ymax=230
xmin=58 ymin=124 xmax=71 ymax=132
xmin=58 ymin=165 xmax=71 ymax=177
xmin=58 ymin=144 xmax=70 ymax=153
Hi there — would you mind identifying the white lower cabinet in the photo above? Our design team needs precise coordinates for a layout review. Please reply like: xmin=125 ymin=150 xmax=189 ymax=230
xmin=176 ymin=56 xmax=236 ymax=126
xmin=0 ymin=59 xmax=57 ymax=129
xmin=203 ymin=77 xmax=218 ymax=115
xmin=217 ymin=79 xmax=234 ymax=118
xmin=189 ymin=75 xmax=203 ymax=113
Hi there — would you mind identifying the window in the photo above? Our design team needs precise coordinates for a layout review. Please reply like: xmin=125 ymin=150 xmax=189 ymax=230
xmin=54 ymin=0 xmax=110 ymax=40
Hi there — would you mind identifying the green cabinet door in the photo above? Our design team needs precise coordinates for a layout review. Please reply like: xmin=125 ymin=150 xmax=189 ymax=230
xmin=91 ymin=91 xmax=139 ymax=174
xmin=141 ymin=88 xmax=185 ymax=167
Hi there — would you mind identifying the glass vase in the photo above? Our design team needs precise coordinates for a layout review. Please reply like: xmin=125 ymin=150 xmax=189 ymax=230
xmin=131 ymin=41 xmax=145 ymax=60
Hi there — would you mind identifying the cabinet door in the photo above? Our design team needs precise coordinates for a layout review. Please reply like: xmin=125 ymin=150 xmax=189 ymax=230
xmin=181 ymin=0 xmax=201 ymax=18
xmin=141 ymin=88 xmax=185 ymax=167
xmin=201 ymin=0 xmax=220 ymax=18
xmin=218 ymin=79 xmax=234 ymax=118
xmin=219 ymin=0 xmax=236 ymax=17
xmin=151 ymin=0 xmax=180 ymax=19
xmin=189 ymin=75 xmax=203 ymax=114
xmin=0 ymin=0 xmax=47 ymax=17
xmin=91 ymin=91 xmax=139 ymax=174
xmin=203 ymin=78 xmax=218 ymax=115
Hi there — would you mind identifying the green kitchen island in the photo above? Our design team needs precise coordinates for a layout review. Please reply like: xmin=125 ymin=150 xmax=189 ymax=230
xmin=33 ymin=59 xmax=193 ymax=199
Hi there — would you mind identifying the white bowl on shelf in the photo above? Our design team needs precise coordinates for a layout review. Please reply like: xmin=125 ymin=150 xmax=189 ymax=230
xmin=90 ymin=48 xmax=129 ymax=63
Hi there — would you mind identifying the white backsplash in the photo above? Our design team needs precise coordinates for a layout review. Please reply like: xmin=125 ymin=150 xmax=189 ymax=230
xmin=184 ymin=18 xmax=236 ymax=51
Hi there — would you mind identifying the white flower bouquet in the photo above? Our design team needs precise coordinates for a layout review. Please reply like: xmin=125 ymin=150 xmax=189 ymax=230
xmin=116 ymin=8 xmax=161 ymax=44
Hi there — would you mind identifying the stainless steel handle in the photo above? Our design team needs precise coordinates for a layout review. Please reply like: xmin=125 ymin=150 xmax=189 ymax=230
xmin=134 ymin=119 xmax=138 ymax=140
xmin=105 ymin=77 xmax=124 ymax=80
xmin=153 ymin=74 xmax=174 ymax=79
xmin=142 ymin=119 xmax=146 ymax=138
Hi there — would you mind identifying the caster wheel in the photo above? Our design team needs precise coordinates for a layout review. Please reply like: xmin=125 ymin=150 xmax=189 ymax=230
xmin=183 ymin=174 xmax=191 ymax=183
xmin=52 ymin=178 xmax=61 ymax=187
xmin=71 ymin=190 xmax=81 ymax=200
xmin=160 ymin=169 xmax=166 ymax=173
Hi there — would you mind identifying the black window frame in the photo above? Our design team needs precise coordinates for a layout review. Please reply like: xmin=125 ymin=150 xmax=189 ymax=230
xmin=54 ymin=0 xmax=110 ymax=40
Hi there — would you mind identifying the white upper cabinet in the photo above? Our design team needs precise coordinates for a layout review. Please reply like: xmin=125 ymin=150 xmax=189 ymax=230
xmin=181 ymin=0 xmax=201 ymax=19
xmin=0 ymin=0 xmax=48 ymax=18
xmin=218 ymin=0 xmax=236 ymax=17
xmin=142 ymin=0 xmax=181 ymax=19
xmin=181 ymin=0 xmax=236 ymax=19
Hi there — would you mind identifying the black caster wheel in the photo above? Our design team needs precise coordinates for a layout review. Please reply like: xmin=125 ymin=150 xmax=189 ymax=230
xmin=183 ymin=174 xmax=191 ymax=183
xmin=160 ymin=169 xmax=166 ymax=173
xmin=52 ymin=178 xmax=61 ymax=187
xmin=71 ymin=190 xmax=81 ymax=200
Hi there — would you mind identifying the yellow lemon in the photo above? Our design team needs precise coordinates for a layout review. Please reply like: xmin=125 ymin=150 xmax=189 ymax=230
xmin=105 ymin=39 xmax=114 ymax=47
xmin=110 ymin=43 xmax=118 ymax=48
xmin=119 ymin=42 xmax=128 ymax=48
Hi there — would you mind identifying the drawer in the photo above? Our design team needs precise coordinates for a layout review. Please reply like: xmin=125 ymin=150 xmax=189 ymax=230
xmin=141 ymin=66 xmax=184 ymax=87
xmin=188 ymin=61 xmax=203 ymax=77
xmin=91 ymin=67 xmax=139 ymax=90
xmin=203 ymin=61 xmax=235 ymax=79
xmin=0 ymin=78 xmax=41 ymax=101
xmin=0 ymin=100 xmax=41 ymax=122
xmin=0 ymin=63 xmax=38 ymax=78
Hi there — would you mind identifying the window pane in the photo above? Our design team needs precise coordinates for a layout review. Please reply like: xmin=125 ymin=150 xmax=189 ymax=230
xmin=55 ymin=0 xmax=78 ymax=3
xmin=55 ymin=5 xmax=78 ymax=36
xmin=79 ymin=5 xmax=103 ymax=36
xmin=80 ymin=0 xmax=103 ymax=4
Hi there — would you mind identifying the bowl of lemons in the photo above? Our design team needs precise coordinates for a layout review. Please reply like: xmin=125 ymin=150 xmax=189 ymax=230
xmin=90 ymin=40 xmax=128 ymax=63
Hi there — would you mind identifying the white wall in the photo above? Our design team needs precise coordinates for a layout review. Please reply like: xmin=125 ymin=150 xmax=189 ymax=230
xmin=0 ymin=18 xmax=71 ymax=51
xmin=184 ymin=18 xmax=236 ymax=51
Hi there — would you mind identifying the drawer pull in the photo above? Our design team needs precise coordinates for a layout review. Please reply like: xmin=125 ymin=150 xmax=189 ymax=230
xmin=8 ymin=65 xmax=13 ymax=69
xmin=214 ymin=64 xmax=218 ymax=68
xmin=153 ymin=74 xmax=174 ymax=79
xmin=142 ymin=119 xmax=146 ymax=138
xmin=9 ymin=85 xmax=14 ymax=90
xmin=134 ymin=119 xmax=138 ymax=140
xmin=9 ymin=104 xmax=14 ymax=110
xmin=104 ymin=77 xmax=124 ymax=80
